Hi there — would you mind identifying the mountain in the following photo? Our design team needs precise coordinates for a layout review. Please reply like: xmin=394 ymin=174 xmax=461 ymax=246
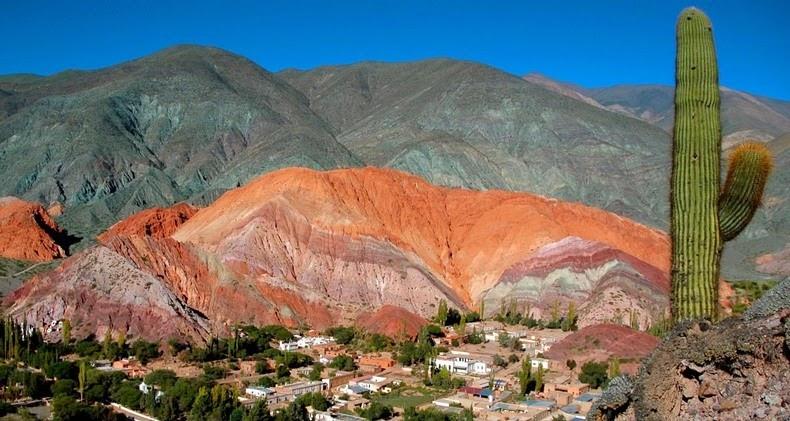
xmin=279 ymin=60 xmax=671 ymax=229
xmin=6 ymin=167 xmax=671 ymax=341
xmin=0 ymin=45 xmax=361 ymax=240
xmin=525 ymin=73 xmax=790 ymax=140
xmin=1 ymin=46 xmax=785 ymax=279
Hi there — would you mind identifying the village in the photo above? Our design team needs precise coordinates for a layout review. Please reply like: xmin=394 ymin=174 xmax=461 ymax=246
xmin=60 ymin=308 xmax=619 ymax=421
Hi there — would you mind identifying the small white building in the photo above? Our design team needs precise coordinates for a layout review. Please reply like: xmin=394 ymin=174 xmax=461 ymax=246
xmin=434 ymin=351 xmax=492 ymax=376
xmin=245 ymin=386 xmax=275 ymax=399
xmin=279 ymin=335 xmax=336 ymax=351
xmin=530 ymin=358 xmax=551 ymax=370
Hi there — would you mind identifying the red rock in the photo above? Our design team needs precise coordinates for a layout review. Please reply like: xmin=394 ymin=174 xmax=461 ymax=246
xmin=174 ymin=167 xmax=670 ymax=308
xmin=8 ymin=168 xmax=680 ymax=342
xmin=356 ymin=305 xmax=428 ymax=339
xmin=0 ymin=197 xmax=66 ymax=261
xmin=544 ymin=324 xmax=660 ymax=368
xmin=98 ymin=203 xmax=197 ymax=242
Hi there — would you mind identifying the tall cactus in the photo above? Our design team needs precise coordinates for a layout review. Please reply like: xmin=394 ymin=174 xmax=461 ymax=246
xmin=670 ymin=8 xmax=773 ymax=322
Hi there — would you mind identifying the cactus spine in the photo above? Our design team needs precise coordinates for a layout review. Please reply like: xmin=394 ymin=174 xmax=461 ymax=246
xmin=671 ymin=8 xmax=773 ymax=322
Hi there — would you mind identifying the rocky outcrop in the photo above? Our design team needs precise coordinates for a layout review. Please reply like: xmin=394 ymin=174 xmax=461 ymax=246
xmin=356 ymin=305 xmax=428 ymax=340
xmin=544 ymin=324 xmax=659 ymax=370
xmin=98 ymin=203 xmax=197 ymax=241
xmin=0 ymin=197 xmax=66 ymax=261
xmin=587 ymin=278 xmax=790 ymax=421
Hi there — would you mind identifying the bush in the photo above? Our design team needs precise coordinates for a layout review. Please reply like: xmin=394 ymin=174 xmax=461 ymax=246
xmin=51 ymin=379 xmax=78 ymax=398
xmin=255 ymin=360 xmax=272 ymax=374
xmin=325 ymin=326 xmax=356 ymax=345
xmin=328 ymin=355 xmax=356 ymax=371
xmin=358 ymin=401 xmax=393 ymax=420
xmin=578 ymin=361 xmax=608 ymax=389
xmin=130 ymin=340 xmax=160 ymax=365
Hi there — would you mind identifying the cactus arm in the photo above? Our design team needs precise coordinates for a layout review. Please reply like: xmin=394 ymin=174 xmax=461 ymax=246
xmin=670 ymin=8 xmax=722 ymax=321
xmin=719 ymin=143 xmax=774 ymax=241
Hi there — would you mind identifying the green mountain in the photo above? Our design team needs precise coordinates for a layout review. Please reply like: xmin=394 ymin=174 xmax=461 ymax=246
xmin=279 ymin=60 xmax=672 ymax=228
xmin=0 ymin=45 xmax=361 ymax=240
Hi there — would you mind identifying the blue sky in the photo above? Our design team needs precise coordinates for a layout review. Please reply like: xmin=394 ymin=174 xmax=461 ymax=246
xmin=1 ymin=1 xmax=788 ymax=99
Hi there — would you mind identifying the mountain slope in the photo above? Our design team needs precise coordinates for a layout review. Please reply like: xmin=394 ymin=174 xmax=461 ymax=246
xmin=280 ymin=60 xmax=672 ymax=229
xmin=524 ymin=73 xmax=790 ymax=139
xmin=7 ymin=168 xmax=672 ymax=341
xmin=0 ymin=45 xmax=361 ymax=240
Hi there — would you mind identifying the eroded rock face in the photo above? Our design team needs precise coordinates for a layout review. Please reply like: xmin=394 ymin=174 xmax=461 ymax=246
xmin=174 ymin=167 xmax=670 ymax=313
xmin=4 ymin=246 xmax=210 ymax=342
xmin=356 ymin=305 xmax=428 ymax=340
xmin=484 ymin=237 xmax=669 ymax=327
xmin=9 ymin=167 xmax=675 ymax=341
xmin=0 ymin=196 xmax=66 ymax=261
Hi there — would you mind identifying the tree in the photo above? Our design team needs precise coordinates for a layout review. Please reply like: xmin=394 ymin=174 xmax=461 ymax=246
xmin=62 ymin=319 xmax=72 ymax=345
xmin=294 ymin=392 xmax=330 ymax=411
xmin=493 ymin=354 xmax=507 ymax=368
xmin=78 ymin=361 xmax=87 ymax=401
xmin=328 ymin=355 xmax=356 ymax=371
xmin=579 ymin=361 xmax=608 ymax=389
xmin=111 ymin=382 xmax=143 ymax=410
xmin=561 ymin=302 xmax=577 ymax=331
xmin=275 ymin=364 xmax=290 ymax=380
xmin=566 ymin=359 xmax=577 ymax=371
xmin=255 ymin=360 xmax=272 ymax=374
xmin=325 ymin=326 xmax=356 ymax=345
xmin=533 ymin=366 xmax=544 ymax=393
xmin=130 ymin=340 xmax=160 ymax=365
xmin=276 ymin=400 xmax=309 ymax=421
xmin=358 ymin=401 xmax=393 ymax=420
xmin=188 ymin=387 xmax=212 ymax=421
xmin=144 ymin=370 xmax=178 ymax=388
xmin=244 ymin=399 xmax=273 ymax=421
xmin=608 ymin=358 xmax=621 ymax=379
xmin=518 ymin=357 xmax=531 ymax=396
xmin=436 ymin=299 xmax=448 ymax=326
xmin=308 ymin=363 xmax=324 ymax=381
xmin=51 ymin=379 xmax=78 ymax=398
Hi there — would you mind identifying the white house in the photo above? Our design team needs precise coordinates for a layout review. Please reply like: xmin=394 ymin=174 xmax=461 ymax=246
xmin=245 ymin=386 xmax=275 ymax=399
xmin=279 ymin=335 xmax=336 ymax=351
xmin=434 ymin=351 xmax=492 ymax=376
xmin=531 ymin=357 xmax=551 ymax=370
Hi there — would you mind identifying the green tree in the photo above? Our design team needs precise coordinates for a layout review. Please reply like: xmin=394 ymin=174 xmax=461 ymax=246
xmin=188 ymin=387 xmax=212 ymax=421
xmin=533 ymin=366 xmax=544 ymax=393
xmin=578 ymin=361 xmax=608 ymax=389
xmin=608 ymin=358 xmax=621 ymax=379
xmin=51 ymin=379 xmax=78 ymax=398
xmin=436 ymin=299 xmax=448 ymax=326
xmin=78 ymin=361 xmax=87 ymax=401
xmin=244 ymin=399 xmax=273 ymax=421
xmin=62 ymin=319 xmax=72 ymax=345
xmin=308 ymin=363 xmax=324 ymax=381
xmin=518 ymin=357 xmax=532 ymax=396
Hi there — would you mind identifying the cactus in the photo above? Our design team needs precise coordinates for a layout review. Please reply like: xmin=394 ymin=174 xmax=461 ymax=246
xmin=670 ymin=8 xmax=772 ymax=322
